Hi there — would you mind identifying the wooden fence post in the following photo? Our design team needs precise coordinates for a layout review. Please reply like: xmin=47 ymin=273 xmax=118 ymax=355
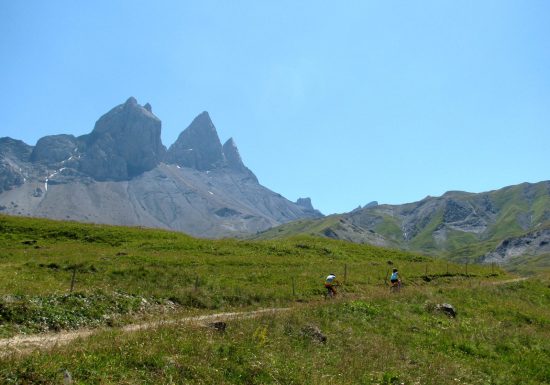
xmin=194 ymin=276 xmax=200 ymax=291
xmin=344 ymin=264 xmax=348 ymax=283
xmin=70 ymin=267 xmax=76 ymax=293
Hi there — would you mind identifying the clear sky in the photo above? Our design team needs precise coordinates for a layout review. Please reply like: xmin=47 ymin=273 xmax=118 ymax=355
xmin=1 ymin=1 xmax=549 ymax=214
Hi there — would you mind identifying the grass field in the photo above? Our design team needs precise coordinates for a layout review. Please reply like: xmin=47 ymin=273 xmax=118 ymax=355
xmin=1 ymin=214 xmax=548 ymax=384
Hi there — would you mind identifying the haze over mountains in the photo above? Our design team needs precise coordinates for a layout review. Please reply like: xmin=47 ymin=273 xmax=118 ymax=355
xmin=0 ymin=97 xmax=322 ymax=237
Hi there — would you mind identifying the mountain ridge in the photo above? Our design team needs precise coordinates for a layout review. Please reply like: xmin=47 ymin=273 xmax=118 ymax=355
xmin=0 ymin=97 xmax=322 ymax=237
xmin=254 ymin=180 xmax=550 ymax=268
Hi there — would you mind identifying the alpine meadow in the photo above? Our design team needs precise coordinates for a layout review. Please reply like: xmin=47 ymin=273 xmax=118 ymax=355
xmin=2 ymin=1 xmax=550 ymax=384
xmin=0 ymin=215 xmax=549 ymax=384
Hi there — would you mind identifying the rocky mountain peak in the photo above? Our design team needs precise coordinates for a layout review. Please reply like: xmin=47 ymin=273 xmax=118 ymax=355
xmin=295 ymin=197 xmax=323 ymax=216
xmin=78 ymin=97 xmax=165 ymax=180
xmin=30 ymin=134 xmax=77 ymax=164
xmin=0 ymin=99 xmax=326 ymax=238
xmin=221 ymin=137 xmax=258 ymax=182
xmin=0 ymin=137 xmax=33 ymax=162
xmin=125 ymin=96 xmax=138 ymax=106
xmin=165 ymin=111 xmax=225 ymax=171
xmin=296 ymin=197 xmax=314 ymax=211
xmin=0 ymin=137 xmax=34 ymax=193
xmin=222 ymin=138 xmax=243 ymax=169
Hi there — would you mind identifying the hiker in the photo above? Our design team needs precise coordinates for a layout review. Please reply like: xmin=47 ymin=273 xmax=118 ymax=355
xmin=325 ymin=273 xmax=338 ymax=297
xmin=390 ymin=268 xmax=401 ymax=290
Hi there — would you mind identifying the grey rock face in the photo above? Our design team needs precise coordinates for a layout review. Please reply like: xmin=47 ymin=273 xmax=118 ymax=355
xmin=0 ymin=138 xmax=34 ymax=193
xmin=0 ymin=99 xmax=323 ymax=238
xmin=223 ymin=138 xmax=244 ymax=170
xmin=0 ymin=164 xmax=323 ymax=238
xmin=331 ymin=181 xmax=549 ymax=263
xmin=482 ymin=227 xmax=550 ymax=264
xmin=0 ymin=162 xmax=25 ymax=193
xmin=0 ymin=137 xmax=33 ymax=162
xmin=222 ymin=138 xmax=258 ymax=182
xmin=166 ymin=112 xmax=224 ymax=171
xmin=443 ymin=200 xmax=473 ymax=223
xmin=31 ymin=134 xmax=78 ymax=164
xmin=78 ymin=97 xmax=165 ymax=180
xmin=295 ymin=197 xmax=323 ymax=216
xmin=296 ymin=197 xmax=314 ymax=211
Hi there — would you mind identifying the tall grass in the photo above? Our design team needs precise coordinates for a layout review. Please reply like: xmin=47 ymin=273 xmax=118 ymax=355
xmin=1 ymin=279 xmax=549 ymax=384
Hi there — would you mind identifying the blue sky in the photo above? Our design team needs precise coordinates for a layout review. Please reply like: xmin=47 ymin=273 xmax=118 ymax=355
xmin=1 ymin=1 xmax=549 ymax=214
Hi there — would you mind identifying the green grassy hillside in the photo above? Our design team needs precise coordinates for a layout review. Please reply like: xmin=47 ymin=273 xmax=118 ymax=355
xmin=1 ymin=214 xmax=549 ymax=384
xmin=254 ymin=181 xmax=550 ymax=268
xmin=0 ymin=214 xmax=496 ymax=337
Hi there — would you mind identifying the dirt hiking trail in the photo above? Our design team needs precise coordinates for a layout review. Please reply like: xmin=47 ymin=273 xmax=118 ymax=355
xmin=0 ymin=276 xmax=528 ymax=358
xmin=0 ymin=307 xmax=290 ymax=358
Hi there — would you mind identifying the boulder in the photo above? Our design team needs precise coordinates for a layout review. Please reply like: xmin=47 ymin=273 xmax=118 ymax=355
xmin=208 ymin=321 xmax=227 ymax=332
xmin=301 ymin=325 xmax=327 ymax=343
xmin=436 ymin=303 xmax=457 ymax=318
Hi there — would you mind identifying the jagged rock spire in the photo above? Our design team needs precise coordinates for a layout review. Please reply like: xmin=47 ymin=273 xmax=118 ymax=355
xmin=223 ymin=138 xmax=244 ymax=170
xmin=296 ymin=197 xmax=314 ymax=211
xmin=166 ymin=111 xmax=225 ymax=171
xmin=78 ymin=97 xmax=165 ymax=180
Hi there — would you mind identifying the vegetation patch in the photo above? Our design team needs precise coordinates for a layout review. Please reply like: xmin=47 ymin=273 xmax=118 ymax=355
xmin=0 ymin=291 xmax=153 ymax=336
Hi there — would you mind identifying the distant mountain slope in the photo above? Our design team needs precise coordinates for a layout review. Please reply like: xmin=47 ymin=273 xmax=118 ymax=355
xmin=0 ymin=98 xmax=322 ymax=237
xmin=255 ymin=181 xmax=550 ymax=265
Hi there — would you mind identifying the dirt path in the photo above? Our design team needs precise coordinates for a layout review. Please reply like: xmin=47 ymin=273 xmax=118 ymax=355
xmin=487 ymin=277 xmax=528 ymax=285
xmin=0 ymin=277 xmax=530 ymax=358
xmin=0 ymin=307 xmax=290 ymax=358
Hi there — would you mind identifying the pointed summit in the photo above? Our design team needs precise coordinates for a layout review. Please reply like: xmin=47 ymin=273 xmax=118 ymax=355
xmin=222 ymin=137 xmax=258 ymax=181
xmin=125 ymin=96 xmax=138 ymax=106
xmin=78 ymin=97 xmax=165 ymax=180
xmin=296 ymin=197 xmax=323 ymax=216
xmin=222 ymin=138 xmax=244 ymax=169
xmin=166 ymin=111 xmax=224 ymax=171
